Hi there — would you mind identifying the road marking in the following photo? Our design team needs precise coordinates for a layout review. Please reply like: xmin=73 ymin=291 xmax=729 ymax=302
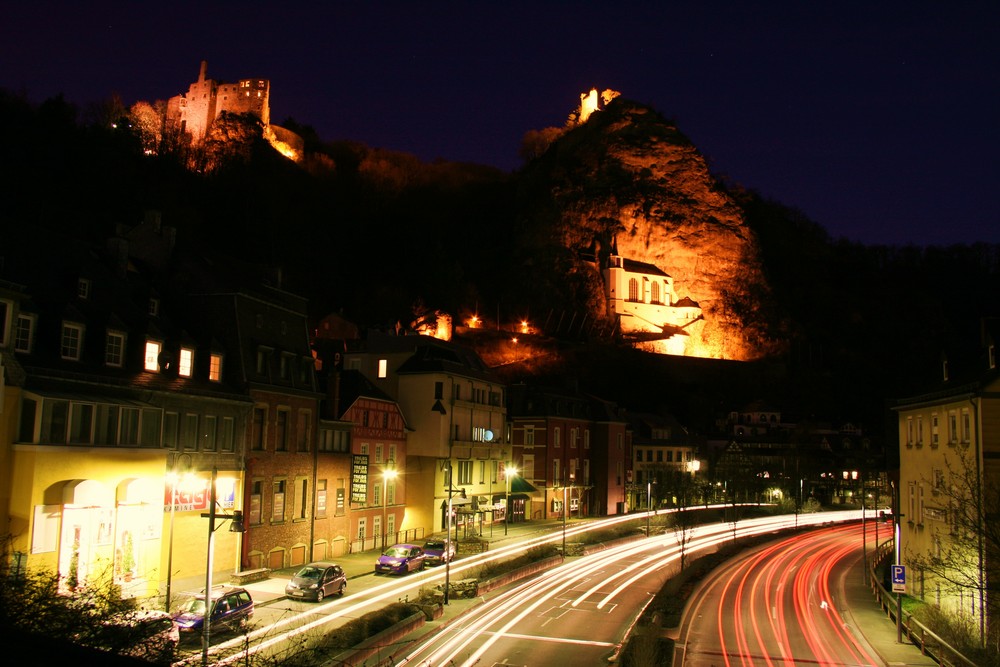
xmin=488 ymin=632 xmax=616 ymax=647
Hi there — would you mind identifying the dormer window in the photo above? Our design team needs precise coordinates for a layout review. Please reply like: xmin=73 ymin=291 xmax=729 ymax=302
xmin=14 ymin=313 xmax=35 ymax=353
xmin=178 ymin=347 xmax=194 ymax=377
xmin=61 ymin=322 xmax=84 ymax=360
xmin=256 ymin=346 xmax=273 ymax=376
xmin=0 ymin=300 xmax=10 ymax=346
xmin=209 ymin=353 xmax=223 ymax=381
xmin=105 ymin=330 xmax=126 ymax=367
xmin=280 ymin=352 xmax=294 ymax=380
xmin=144 ymin=340 xmax=162 ymax=371
xmin=77 ymin=278 xmax=91 ymax=300
xmin=148 ymin=298 xmax=160 ymax=317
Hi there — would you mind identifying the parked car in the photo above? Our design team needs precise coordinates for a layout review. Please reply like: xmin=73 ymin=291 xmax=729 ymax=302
xmin=422 ymin=538 xmax=456 ymax=566
xmin=172 ymin=586 xmax=254 ymax=639
xmin=375 ymin=543 xmax=426 ymax=575
xmin=284 ymin=562 xmax=347 ymax=601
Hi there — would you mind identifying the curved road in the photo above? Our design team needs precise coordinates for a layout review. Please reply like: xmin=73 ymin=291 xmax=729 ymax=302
xmin=677 ymin=523 xmax=880 ymax=667
xmin=392 ymin=513 xmax=861 ymax=667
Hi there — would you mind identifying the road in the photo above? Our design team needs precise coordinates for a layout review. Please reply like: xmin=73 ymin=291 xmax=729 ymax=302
xmin=677 ymin=523 xmax=880 ymax=667
xmin=391 ymin=512 xmax=862 ymax=667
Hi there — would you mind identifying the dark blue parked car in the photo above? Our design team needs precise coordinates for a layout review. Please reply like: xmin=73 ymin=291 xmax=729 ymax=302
xmin=172 ymin=586 xmax=254 ymax=639
xmin=375 ymin=544 xmax=426 ymax=575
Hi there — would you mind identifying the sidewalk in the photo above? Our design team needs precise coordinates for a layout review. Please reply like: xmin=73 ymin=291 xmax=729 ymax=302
xmin=239 ymin=519 xmax=563 ymax=604
xmin=842 ymin=554 xmax=939 ymax=666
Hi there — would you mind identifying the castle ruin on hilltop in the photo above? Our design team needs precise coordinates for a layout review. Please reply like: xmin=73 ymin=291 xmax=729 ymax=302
xmin=165 ymin=61 xmax=301 ymax=160
xmin=166 ymin=61 xmax=270 ymax=142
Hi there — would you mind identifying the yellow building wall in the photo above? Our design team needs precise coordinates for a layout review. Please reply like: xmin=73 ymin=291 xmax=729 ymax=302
xmin=8 ymin=446 xmax=243 ymax=604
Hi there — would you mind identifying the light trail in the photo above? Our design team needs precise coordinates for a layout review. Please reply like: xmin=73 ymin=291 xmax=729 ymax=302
xmin=700 ymin=523 xmax=880 ymax=667
xmin=395 ymin=511 xmax=863 ymax=667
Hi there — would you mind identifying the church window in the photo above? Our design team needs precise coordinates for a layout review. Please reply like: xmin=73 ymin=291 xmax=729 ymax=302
xmin=650 ymin=281 xmax=660 ymax=304
xmin=628 ymin=278 xmax=639 ymax=302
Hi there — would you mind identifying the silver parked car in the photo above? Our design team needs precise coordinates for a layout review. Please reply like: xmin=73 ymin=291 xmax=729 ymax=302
xmin=284 ymin=562 xmax=347 ymax=602
xmin=422 ymin=539 xmax=456 ymax=566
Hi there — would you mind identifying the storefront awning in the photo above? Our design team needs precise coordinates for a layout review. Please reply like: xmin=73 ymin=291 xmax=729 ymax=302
xmin=509 ymin=477 xmax=538 ymax=493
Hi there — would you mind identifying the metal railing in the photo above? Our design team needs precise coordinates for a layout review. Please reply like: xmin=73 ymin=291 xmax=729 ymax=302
xmin=349 ymin=528 xmax=425 ymax=554
xmin=867 ymin=540 xmax=979 ymax=667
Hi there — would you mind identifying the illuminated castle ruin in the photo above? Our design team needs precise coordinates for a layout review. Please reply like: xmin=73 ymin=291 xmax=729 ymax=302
xmin=165 ymin=61 xmax=301 ymax=160
xmin=166 ymin=61 xmax=270 ymax=142
xmin=574 ymin=88 xmax=622 ymax=125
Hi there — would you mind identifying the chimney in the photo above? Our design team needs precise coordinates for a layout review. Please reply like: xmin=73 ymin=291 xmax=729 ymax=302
xmin=199 ymin=60 xmax=208 ymax=82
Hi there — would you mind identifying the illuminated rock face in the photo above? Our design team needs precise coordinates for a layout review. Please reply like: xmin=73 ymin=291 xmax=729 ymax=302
xmin=525 ymin=97 xmax=771 ymax=360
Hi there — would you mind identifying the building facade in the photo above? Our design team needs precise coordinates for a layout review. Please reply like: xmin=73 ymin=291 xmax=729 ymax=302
xmin=341 ymin=334 xmax=508 ymax=539
xmin=1 ymin=224 xmax=251 ymax=599
xmin=894 ymin=331 xmax=1000 ymax=644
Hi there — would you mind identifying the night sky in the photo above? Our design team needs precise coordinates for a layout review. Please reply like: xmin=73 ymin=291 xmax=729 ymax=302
xmin=3 ymin=2 xmax=997 ymax=246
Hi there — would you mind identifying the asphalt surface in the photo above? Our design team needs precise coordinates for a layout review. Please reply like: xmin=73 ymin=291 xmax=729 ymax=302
xmin=233 ymin=519 xmax=943 ymax=666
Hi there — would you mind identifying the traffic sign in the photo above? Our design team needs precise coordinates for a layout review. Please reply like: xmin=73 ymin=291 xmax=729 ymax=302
xmin=891 ymin=565 xmax=906 ymax=593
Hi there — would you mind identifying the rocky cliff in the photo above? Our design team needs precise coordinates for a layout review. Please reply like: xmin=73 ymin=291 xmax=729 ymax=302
xmin=515 ymin=97 xmax=776 ymax=360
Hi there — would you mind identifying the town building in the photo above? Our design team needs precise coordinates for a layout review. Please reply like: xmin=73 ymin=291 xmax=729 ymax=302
xmin=507 ymin=384 xmax=630 ymax=521
xmin=186 ymin=262 xmax=326 ymax=572
xmin=1 ymin=222 xmax=251 ymax=599
xmin=627 ymin=411 xmax=701 ymax=509
xmin=325 ymin=368 xmax=410 ymax=553
xmin=340 ymin=333 xmax=508 ymax=539
xmin=707 ymin=402 xmax=876 ymax=507
xmin=893 ymin=320 xmax=1000 ymax=644
xmin=603 ymin=245 xmax=702 ymax=356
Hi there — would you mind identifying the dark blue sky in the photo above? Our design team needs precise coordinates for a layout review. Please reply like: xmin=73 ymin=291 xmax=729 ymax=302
xmin=3 ymin=1 xmax=997 ymax=246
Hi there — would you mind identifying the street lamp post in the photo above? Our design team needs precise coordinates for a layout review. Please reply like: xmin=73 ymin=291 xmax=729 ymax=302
xmin=164 ymin=454 xmax=192 ymax=613
xmin=562 ymin=484 xmax=567 ymax=555
xmin=201 ymin=468 xmax=218 ymax=666
xmin=645 ymin=477 xmax=658 ymax=536
xmin=382 ymin=467 xmax=397 ymax=552
xmin=504 ymin=465 xmax=517 ymax=536
xmin=165 ymin=471 xmax=179 ymax=613
xmin=444 ymin=463 xmax=452 ymax=605
xmin=199 ymin=467 xmax=245 ymax=667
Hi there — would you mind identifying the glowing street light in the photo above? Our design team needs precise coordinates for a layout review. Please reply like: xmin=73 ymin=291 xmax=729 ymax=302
xmin=646 ymin=478 xmax=657 ymax=537
xmin=200 ymin=468 xmax=245 ymax=666
xmin=504 ymin=465 xmax=518 ymax=536
xmin=382 ymin=467 xmax=398 ymax=551
xmin=164 ymin=454 xmax=193 ymax=612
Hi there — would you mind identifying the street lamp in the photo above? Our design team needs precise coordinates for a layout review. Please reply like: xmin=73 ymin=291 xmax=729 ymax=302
xmin=200 ymin=467 xmax=245 ymax=667
xmin=504 ymin=464 xmax=517 ymax=536
xmin=164 ymin=453 xmax=192 ymax=612
xmin=644 ymin=477 xmax=658 ymax=536
xmin=382 ymin=467 xmax=398 ymax=551
xmin=562 ymin=483 xmax=567 ymax=555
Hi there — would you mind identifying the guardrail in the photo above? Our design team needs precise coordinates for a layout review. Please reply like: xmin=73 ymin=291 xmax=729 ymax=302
xmin=349 ymin=528 xmax=426 ymax=554
xmin=867 ymin=540 xmax=978 ymax=667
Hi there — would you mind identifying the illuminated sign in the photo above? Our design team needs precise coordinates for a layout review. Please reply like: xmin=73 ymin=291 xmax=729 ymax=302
xmin=351 ymin=454 xmax=369 ymax=504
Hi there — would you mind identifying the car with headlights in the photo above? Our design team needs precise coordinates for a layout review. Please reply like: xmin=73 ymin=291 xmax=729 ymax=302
xmin=284 ymin=562 xmax=347 ymax=601
xmin=172 ymin=585 xmax=254 ymax=639
xmin=421 ymin=538 xmax=456 ymax=566
xmin=375 ymin=543 xmax=426 ymax=575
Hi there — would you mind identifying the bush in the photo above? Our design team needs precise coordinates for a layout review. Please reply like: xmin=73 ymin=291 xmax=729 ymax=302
xmin=281 ymin=602 xmax=421 ymax=667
